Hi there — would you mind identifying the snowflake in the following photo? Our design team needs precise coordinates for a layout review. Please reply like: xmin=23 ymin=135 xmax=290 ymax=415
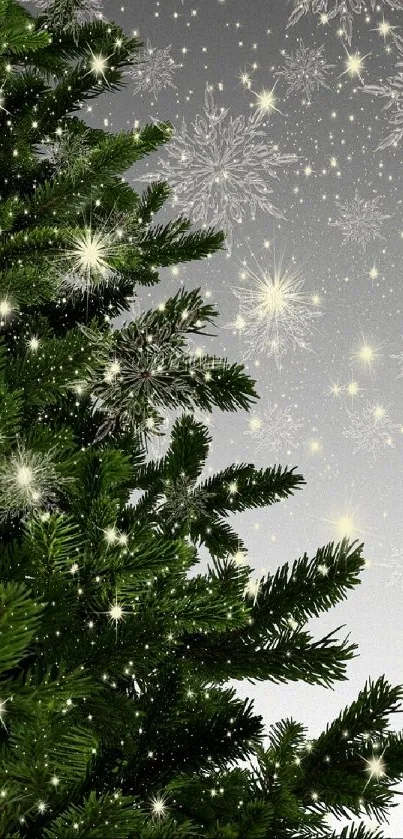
xmin=330 ymin=190 xmax=390 ymax=250
xmin=24 ymin=0 xmax=103 ymax=34
xmin=46 ymin=128 xmax=92 ymax=174
xmin=244 ymin=403 xmax=303 ymax=458
xmin=0 ymin=446 xmax=66 ymax=520
xmin=230 ymin=253 xmax=321 ymax=368
xmin=275 ymin=40 xmax=334 ymax=102
xmin=128 ymin=39 xmax=180 ymax=100
xmin=343 ymin=401 xmax=397 ymax=459
xmin=363 ymin=64 xmax=403 ymax=150
xmin=158 ymin=475 xmax=213 ymax=525
xmin=287 ymin=0 xmax=403 ymax=46
xmin=139 ymin=84 xmax=297 ymax=256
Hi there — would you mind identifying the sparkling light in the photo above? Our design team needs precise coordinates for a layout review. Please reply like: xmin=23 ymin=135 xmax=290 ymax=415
xmin=254 ymin=85 xmax=279 ymax=114
xmin=66 ymin=226 xmax=116 ymax=285
xmin=231 ymin=251 xmax=321 ymax=368
xmin=343 ymin=52 xmax=366 ymax=81
xmin=150 ymin=793 xmax=169 ymax=820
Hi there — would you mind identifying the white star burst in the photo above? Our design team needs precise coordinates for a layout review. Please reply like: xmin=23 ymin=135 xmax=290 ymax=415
xmin=361 ymin=749 xmax=387 ymax=791
xmin=64 ymin=224 xmax=119 ymax=289
xmin=149 ymin=793 xmax=169 ymax=821
xmin=231 ymin=252 xmax=321 ymax=368
xmin=139 ymin=84 xmax=297 ymax=255
xmin=0 ymin=446 xmax=65 ymax=520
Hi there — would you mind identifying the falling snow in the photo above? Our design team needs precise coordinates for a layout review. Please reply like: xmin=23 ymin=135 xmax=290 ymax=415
xmin=287 ymin=0 xmax=403 ymax=45
xmin=140 ymin=84 xmax=297 ymax=255
xmin=230 ymin=253 xmax=321 ymax=368
xmin=330 ymin=190 xmax=391 ymax=250
xmin=128 ymin=39 xmax=180 ymax=99
xmin=342 ymin=401 xmax=398 ymax=459
xmin=275 ymin=40 xmax=334 ymax=102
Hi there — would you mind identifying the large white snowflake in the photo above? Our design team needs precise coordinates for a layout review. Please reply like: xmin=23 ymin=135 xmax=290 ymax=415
xmin=287 ymin=0 xmax=403 ymax=46
xmin=363 ymin=64 xmax=403 ymax=150
xmin=128 ymin=39 xmax=180 ymax=100
xmin=330 ymin=190 xmax=390 ymax=250
xmin=343 ymin=401 xmax=397 ymax=459
xmin=275 ymin=40 xmax=334 ymax=102
xmin=244 ymin=403 xmax=303 ymax=458
xmin=24 ymin=0 xmax=103 ymax=32
xmin=230 ymin=253 xmax=321 ymax=368
xmin=140 ymin=84 xmax=297 ymax=255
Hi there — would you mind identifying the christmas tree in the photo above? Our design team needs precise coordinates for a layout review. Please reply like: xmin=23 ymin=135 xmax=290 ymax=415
xmin=1 ymin=1 xmax=403 ymax=836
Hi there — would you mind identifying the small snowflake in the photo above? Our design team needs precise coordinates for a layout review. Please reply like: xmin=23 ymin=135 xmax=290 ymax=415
xmin=330 ymin=190 xmax=391 ymax=250
xmin=128 ymin=39 xmax=180 ymax=99
xmin=158 ymin=475 xmax=212 ymax=524
xmin=275 ymin=40 xmax=334 ymax=102
xmin=343 ymin=401 xmax=397 ymax=459
xmin=140 ymin=84 xmax=297 ymax=255
xmin=245 ymin=403 xmax=303 ymax=458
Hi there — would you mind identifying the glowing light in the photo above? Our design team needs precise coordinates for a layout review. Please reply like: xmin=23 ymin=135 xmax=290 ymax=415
xmin=369 ymin=265 xmax=378 ymax=281
xmin=88 ymin=49 xmax=110 ymax=80
xmin=109 ymin=602 xmax=124 ymax=622
xmin=248 ymin=416 xmax=262 ymax=432
xmin=104 ymin=526 xmax=118 ymax=545
xmin=342 ymin=51 xmax=366 ymax=81
xmin=378 ymin=19 xmax=394 ymax=40
xmin=254 ymin=85 xmax=279 ymax=114
xmin=232 ymin=251 xmax=321 ymax=368
xmin=244 ymin=577 xmax=261 ymax=604
xmin=0 ymin=697 xmax=11 ymax=731
xmin=356 ymin=342 xmax=379 ymax=368
xmin=103 ymin=360 xmax=121 ymax=383
xmin=66 ymin=226 xmax=116 ymax=284
xmin=336 ymin=515 xmax=355 ymax=537
xmin=0 ymin=299 xmax=12 ymax=319
xmin=362 ymin=751 xmax=387 ymax=789
xmin=232 ymin=550 xmax=247 ymax=566
xmin=28 ymin=336 xmax=40 ymax=351
xmin=150 ymin=793 xmax=169 ymax=820
xmin=347 ymin=380 xmax=359 ymax=397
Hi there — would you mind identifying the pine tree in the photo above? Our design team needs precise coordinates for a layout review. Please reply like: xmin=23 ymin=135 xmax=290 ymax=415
xmin=1 ymin=1 xmax=403 ymax=837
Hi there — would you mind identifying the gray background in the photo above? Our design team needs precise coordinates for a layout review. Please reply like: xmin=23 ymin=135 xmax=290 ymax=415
xmin=78 ymin=0 xmax=403 ymax=833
